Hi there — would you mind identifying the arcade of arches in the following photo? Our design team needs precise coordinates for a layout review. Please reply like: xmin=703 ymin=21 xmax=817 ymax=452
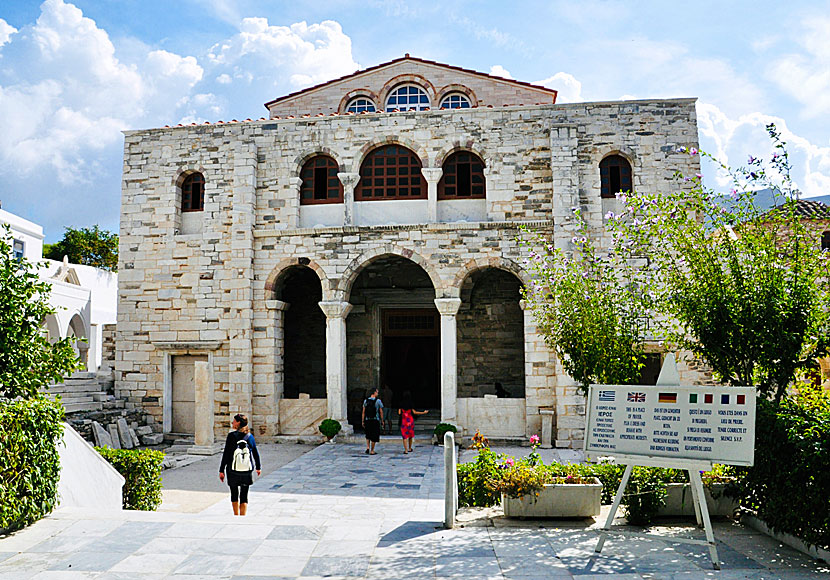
xmin=269 ymin=256 xmax=533 ymax=436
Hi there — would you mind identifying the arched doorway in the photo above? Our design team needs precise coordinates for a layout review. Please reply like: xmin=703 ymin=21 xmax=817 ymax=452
xmin=67 ymin=313 xmax=89 ymax=371
xmin=457 ymin=268 xmax=525 ymax=397
xmin=346 ymin=255 xmax=437 ymax=429
xmin=274 ymin=266 xmax=326 ymax=399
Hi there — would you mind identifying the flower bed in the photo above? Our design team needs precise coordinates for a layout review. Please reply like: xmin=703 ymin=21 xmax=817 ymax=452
xmin=502 ymin=477 xmax=602 ymax=518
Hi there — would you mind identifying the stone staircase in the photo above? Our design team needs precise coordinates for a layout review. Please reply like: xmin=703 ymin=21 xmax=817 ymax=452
xmin=46 ymin=371 xmax=116 ymax=413
xmin=413 ymin=408 xmax=442 ymax=436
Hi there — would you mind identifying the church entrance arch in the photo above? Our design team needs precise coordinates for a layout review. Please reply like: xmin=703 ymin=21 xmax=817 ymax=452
xmin=345 ymin=255 xmax=437 ymax=430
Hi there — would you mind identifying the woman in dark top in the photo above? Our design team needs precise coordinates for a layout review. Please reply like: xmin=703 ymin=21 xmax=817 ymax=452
xmin=219 ymin=413 xmax=261 ymax=516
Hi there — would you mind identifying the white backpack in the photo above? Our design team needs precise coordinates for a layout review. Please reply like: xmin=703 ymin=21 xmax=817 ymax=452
xmin=231 ymin=438 xmax=253 ymax=472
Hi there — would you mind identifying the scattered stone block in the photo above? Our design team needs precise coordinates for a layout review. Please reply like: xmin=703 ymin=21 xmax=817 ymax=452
xmin=117 ymin=418 xmax=134 ymax=449
xmin=129 ymin=428 xmax=141 ymax=448
xmin=141 ymin=433 xmax=164 ymax=445
xmin=107 ymin=424 xmax=122 ymax=449
xmin=136 ymin=425 xmax=153 ymax=436
xmin=92 ymin=421 xmax=113 ymax=448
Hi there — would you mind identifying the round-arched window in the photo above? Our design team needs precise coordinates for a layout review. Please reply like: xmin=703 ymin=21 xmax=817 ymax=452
xmin=599 ymin=155 xmax=633 ymax=199
xmin=385 ymin=85 xmax=430 ymax=112
xmin=357 ymin=145 xmax=425 ymax=200
xmin=300 ymin=155 xmax=343 ymax=205
xmin=345 ymin=97 xmax=376 ymax=114
xmin=440 ymin=93 xmax=471 ymax=109
xmin=439 ymin=151 xmax=486 ymax=199
xmin=181 ymin=173 xmax=205 ymax=211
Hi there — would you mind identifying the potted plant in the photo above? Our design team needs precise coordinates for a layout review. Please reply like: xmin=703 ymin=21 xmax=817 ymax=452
xmin=659 ymin=467 xmax=740 ymax=518
xmin=318 ymin=418 xmax=341 ymax=442
xmin=495 ymin=466 xmax=602 ymax=518
xmin=433 ymin=423 xmax=458 ymax=445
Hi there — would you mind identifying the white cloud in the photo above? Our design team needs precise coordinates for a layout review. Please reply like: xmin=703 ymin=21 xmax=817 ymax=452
xmin=0 ymin=18 xmax=17 ymax=49
xmin=216 ymin=73 xmax=232 ymax=84
xmin=697 ymin=102 xmax=830 ymax=198
xmin=489 ymin=65 xmax=512 ymax=79
xmin=0 ymin=0 xmax=203 ymax=183
xmin=208 ymin=18 xmax=359 ymax=90
xmin=767 ymin=16 xmax=830 ymax=119
xmin=535 ymin=72 xmax=582 ymax=103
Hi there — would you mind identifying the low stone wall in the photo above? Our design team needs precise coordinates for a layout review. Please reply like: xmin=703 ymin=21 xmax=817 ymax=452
xmin=279 ymin=397 xmax=328 ymax=436
xmin=457 ymin=396 xmax=526 ymax=438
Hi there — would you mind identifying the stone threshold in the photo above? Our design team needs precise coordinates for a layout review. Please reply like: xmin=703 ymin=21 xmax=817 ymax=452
xmin=253 ymin=219 xmax=554 ymax=239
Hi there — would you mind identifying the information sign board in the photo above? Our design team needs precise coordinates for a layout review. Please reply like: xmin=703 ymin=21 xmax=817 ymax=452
xmin=585 ymin=384 xmax=755 ymax=466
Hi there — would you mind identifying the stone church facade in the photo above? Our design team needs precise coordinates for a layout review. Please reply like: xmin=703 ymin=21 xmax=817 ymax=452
xmin=116 ymin=56 xmax=701 ymax=447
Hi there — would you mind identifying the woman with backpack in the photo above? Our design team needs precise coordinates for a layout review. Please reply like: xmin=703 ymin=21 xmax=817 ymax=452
xmin=219 ymin=413 xmax=261 ymax=516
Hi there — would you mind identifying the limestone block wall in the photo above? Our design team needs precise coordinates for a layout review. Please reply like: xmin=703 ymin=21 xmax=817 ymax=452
xmin=117 ymin=97 xmax=700 ymax=446
xmin=266 ymin=58 xmax=556 ymax=117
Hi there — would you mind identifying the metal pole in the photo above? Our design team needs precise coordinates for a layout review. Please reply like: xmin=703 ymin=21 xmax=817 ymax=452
xmin=595 ymin=464 xmax=633 ymax=553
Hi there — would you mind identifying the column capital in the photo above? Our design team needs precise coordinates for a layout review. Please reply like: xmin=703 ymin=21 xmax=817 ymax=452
xmin=265 ymin=299 xmax=290 ymax=311
xmin=337 ymin=172 xmax=360 ymax=188
xmin=318 ymin=300 xmax=352 ymax=319
xmin=434 ymin=297 xmax=462 ymax=316
xmin=421 ymin=167 xmax=443 ymax=183
xmin=518 ymin=299 xmax=527 ymax=311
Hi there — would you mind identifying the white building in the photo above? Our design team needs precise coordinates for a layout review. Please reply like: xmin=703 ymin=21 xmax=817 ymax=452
xmin=0 ymin=208 xmax=117 ymax=372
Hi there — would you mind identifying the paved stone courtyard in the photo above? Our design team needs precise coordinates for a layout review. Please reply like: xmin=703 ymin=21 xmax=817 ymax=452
xmin=1 ymin=443 xmax=828 ymax=579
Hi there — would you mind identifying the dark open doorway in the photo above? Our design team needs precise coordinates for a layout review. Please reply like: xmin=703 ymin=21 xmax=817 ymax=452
xmin=381 ymin=309 xmax=440 ymax=410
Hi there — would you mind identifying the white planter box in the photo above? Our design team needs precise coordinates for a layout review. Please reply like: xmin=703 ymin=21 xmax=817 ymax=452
xmin=658 ymin=482 xmax=739 ymax=517
xmin=502 ymin=478 xmax=602 ymax=518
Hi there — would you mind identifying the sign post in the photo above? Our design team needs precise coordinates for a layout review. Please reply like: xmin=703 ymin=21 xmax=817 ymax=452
xmin=586 ymin=354 xmax=756 ymax=570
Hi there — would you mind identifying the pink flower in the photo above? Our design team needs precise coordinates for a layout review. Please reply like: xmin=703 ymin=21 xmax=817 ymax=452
xmin=504 ymin=457 xmax=515 ymax=467
xmin=530 ymin=435 xmax=540 ymax=445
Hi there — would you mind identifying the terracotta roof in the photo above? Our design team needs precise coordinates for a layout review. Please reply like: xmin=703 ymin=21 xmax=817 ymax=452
xmin=263 ymin=54 xmax=558 ymax=109
xmin=765 ymin=198 xmax=830 ymax=220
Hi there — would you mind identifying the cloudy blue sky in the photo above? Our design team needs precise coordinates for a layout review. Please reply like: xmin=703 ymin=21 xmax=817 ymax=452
xmin=1 ymin=0 xmax=829 ymax=241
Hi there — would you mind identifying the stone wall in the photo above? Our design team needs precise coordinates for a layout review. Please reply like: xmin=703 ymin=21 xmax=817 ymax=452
xmin=117 ymin=97 xmax=701 ymax=446
xmin=457 ymin=269 xmax=525 ymax=398
xmin=266 ymin=58 xmax=556 ymax=117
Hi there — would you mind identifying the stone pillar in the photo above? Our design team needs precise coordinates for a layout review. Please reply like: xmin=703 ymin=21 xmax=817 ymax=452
xmin=520 ymin=299 xmax=556 ymax=440
xmin=260 ymin=299 xmax=289 ymax=436
xmin=286 ymin=177 xmax=302 ymax=228
xmin=190 ymin=360 xmax=218 ymax=454
xmin=421 ymin=168 xmax=443 ymax=223
xmin=338 ymin=172 xmax=360 ymax=226
xmin=434 ymin=298 xmax=462 ymax=424
xmin=319 ymin=300 xmax=353 ymax=433
xmin=550 ymin=124 xmax=580 ymax=251
xmin=226 ymin=141 xmax=257 ymax=433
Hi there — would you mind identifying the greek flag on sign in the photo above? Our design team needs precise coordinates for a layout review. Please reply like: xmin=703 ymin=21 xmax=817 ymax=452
xmin=598 ymin=390 xmax=615 ymax=402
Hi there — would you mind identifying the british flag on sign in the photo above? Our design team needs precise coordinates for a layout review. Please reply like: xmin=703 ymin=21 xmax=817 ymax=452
xmin=627 ymin=392 xmax=646 ymax=403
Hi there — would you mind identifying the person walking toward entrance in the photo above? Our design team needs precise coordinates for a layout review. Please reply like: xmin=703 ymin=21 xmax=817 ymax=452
xmin=219 ymin=413 xmax=261 ymax=515
xmin=398 ymin=391 xmax=427 ymax=454
xmin=362 ymin=387 xmax=384 ymax=454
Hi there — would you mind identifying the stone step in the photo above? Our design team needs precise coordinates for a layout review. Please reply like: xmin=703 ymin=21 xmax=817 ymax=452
xmin=63 ymin=402 xmax=102 ymax=413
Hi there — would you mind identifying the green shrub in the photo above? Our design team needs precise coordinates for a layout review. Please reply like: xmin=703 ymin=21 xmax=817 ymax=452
xmin=434 ymin=423 xmax=457 ymax=440
xmin=97 ymin=448 xmax=164 ymax=511
xmin=318 ymin=418 xmax=342 ymax=439
xmin=457 ymin=447 xmax=507 ymax=507
xmin=0 ymin=396 xmax=65 ymax=534
xmin=731 ymin=395 xmax=830 ymax=549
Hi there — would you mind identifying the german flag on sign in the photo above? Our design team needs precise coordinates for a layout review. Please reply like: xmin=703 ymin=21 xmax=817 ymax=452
xmin=658 ymin=392 xmax=677 ymax=403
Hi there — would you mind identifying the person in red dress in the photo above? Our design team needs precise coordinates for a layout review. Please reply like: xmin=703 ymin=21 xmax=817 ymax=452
xmin=397 ymin=391 xmax=427 ymax=454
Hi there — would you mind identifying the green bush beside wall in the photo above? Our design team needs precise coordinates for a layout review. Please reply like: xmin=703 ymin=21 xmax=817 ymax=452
xmin=0 ymin=397 xmax=65 ymax=534
xmin=734 ymin=396 xmax=830 ymax=549
xmin=96 ymin=448 xmax=165 ymax=511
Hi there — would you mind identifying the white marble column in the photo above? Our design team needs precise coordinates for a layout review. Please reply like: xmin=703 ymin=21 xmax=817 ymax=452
xmin=287 ymin=177 xmax=302 ymax=228
xmin=434 ymin=298 xmax=462 ymax=424
xmin=190 ymin=360 xmax=217 ymax=455
xmin=319 ymin=300 xmax=353 ymax=433
xmin=338 ymin=172 xmax=360 ymax=226
xmin=421 ymin=168 xmax=443 ymax=223
xmin=266 ymin=299 xmax=289 ymax=435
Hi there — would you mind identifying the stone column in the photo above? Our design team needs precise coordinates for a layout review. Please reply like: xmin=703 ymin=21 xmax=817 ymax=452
xmin=319 ymin=300 xmax=353 ymax=433
xmin=434 ymin=298 xmax=462 ymax=424
xmin=190 ymin=360 xmax=216 ymax=454
xmin=421 ymin=168 xmax=443 ymax=223
xmin=262 ymin=299 xmax=289 ymax=436
xmin=286 ymin=177 xmax=302 ymax=228
xmin=338 ymin=172 xmax=360 ymax=226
